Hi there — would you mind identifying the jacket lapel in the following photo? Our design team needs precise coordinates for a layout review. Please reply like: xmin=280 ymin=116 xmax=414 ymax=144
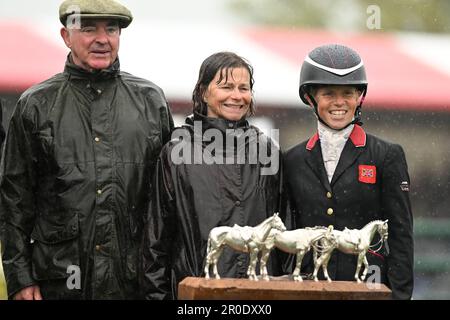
xmin=330 ymin=125 xmax=366 ymax=186
xmin=305 ymin=134 xmax=332 ymax=192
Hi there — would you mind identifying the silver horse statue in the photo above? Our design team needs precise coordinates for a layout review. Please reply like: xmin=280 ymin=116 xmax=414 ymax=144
xmin=204 ymin=213 xmax=286 ymax=280
xmin=258 ymin=226 xmax=335 ymax=281
xmin=313 ymin=220 xmax=389 ymax=283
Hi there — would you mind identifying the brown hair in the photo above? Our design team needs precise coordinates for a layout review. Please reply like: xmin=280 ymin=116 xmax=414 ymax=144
xmin=192 ymin=52 xmax=255 ymax=117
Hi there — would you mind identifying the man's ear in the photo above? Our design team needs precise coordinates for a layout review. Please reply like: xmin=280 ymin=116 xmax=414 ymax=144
xmin=60 ymin=27 xmax=72 ymax=49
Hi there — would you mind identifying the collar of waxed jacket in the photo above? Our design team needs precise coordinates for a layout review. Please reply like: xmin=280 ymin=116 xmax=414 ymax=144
xmin=64 ymin=53 xmax=120 ymax=82
xmin=185 ymin=112 xmax=250 ymax=134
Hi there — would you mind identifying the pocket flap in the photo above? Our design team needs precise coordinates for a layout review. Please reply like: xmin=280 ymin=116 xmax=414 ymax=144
xmin=31 ymin=213 xmax=79 ymax=244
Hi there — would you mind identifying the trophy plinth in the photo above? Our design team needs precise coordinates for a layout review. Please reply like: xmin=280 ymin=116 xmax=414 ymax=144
xmin=178 ymin=276 xmax=391 ymax=300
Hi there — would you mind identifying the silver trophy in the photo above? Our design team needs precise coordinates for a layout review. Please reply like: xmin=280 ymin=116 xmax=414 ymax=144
xmin=312 ymin=220 xmax=389 ymax=283
xmin=259 ymin=226 xmax=335 ymax=281
xmin=204 ymin=213 xmax=286 ymax=281
xmin=204 ymin=216 xmax=388 ymax=283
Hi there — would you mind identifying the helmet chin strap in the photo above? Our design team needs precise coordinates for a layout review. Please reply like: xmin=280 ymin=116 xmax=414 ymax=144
xmin=306 ymin=89 xmax=366 ymax=131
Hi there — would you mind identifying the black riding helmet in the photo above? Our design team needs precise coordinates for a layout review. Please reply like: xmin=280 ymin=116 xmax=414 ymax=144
xmin=299 ymin=44 xmax=368 ymax=130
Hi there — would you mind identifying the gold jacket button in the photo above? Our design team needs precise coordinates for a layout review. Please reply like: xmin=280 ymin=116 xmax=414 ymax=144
xmin=326 ymin=192 xmax=332 ymax=199
xmin=95 ymin=245 xmax=101 ymax=251
xmin=327 ymin=208 xmax=334 ymax=215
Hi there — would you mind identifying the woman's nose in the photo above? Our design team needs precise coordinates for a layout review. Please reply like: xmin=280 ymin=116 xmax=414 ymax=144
xmin=230 ymin=88 xmax=243 ymax=100
xmin=334 ymin=94 xmax=346 ymax=105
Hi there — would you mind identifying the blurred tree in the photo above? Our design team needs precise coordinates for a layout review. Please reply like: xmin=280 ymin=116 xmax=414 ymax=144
xmin=230 ymin=0 xmax=450 ymax=33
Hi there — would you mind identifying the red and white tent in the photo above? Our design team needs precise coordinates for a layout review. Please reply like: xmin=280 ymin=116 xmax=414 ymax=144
xmin=1 ymin=21 xmax=450 ymax=112
xmin=0 ymin=22 xmax=67 ymax=93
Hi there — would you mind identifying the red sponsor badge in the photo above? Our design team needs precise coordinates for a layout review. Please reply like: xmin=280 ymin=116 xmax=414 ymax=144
xmin=359 ymin=165 xmax=376 ymax=184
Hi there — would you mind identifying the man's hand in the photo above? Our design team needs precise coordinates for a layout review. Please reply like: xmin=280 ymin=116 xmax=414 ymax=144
xmin=13 ymin=285 xmax=42 ymax=300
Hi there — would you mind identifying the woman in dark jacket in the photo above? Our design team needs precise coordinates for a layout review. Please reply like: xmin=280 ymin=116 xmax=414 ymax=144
xmin=283 ymin=44 xmax=413 ymax=299
xmin=142 ymin=52 xmax=283 ymax=299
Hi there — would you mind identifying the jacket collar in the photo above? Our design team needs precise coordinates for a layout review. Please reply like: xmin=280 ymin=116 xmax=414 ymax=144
xmin=64 ymin=54 xmax=120 ymax=82
xmin=306 ymin=124 xmax=366 ymax=150
xmin=185 ymin=112 xmax=250 ymax=134
xmin=349 ymin=124 xmax=367 ymax=147
xmin=305 ymin=124 xmax=366 ymax=188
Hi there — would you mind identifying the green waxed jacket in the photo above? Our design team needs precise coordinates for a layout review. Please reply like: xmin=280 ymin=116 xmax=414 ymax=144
xmin=0 ymin=57 xmax=173 ymax=299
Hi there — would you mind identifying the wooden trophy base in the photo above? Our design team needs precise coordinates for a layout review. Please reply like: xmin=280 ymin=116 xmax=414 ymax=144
xmin=178 ymin=276 xmax=391 ymax=300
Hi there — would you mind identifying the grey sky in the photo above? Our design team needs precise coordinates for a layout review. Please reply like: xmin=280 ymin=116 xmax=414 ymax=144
xmin=0 ymin=0 xmax=246 ymax=25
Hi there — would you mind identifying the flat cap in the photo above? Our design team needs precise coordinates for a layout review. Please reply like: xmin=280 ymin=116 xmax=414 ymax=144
xmin=59 ymin=0 xmax=133 ymax=28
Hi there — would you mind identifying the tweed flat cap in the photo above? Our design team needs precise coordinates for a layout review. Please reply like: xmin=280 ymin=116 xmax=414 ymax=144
xmin=59 ymin=0 xmax=133 ymax=28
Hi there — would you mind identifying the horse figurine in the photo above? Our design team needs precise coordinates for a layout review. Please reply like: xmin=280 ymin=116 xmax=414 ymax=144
xmin=313 ymin=219 xmax=389 ymax=283
xmin=258 ymin=225 xmax=335 ymax=281
xmin=204 ymin=213 xmax=286 ymax=281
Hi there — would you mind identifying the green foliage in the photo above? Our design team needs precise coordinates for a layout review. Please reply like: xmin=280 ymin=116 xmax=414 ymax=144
xmin=0 ymin=275 xmax=6 ymax=300
xmin=0 ymin=243 xmax=7 ymax=300
xmin=230 ymin=0 xmax=450 ymax=33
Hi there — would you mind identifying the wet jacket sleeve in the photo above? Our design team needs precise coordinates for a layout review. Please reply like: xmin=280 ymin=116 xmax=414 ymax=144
xmin=272 ymin=150 xmax=294 ymax=276
xmin=0 ymin=100 xmax=5 ymax=150
xmin=141 ymin=147 xmax=176 ymax=300
xmin=0 ymin=101 xmax=38 ymax=297
xmin=280 ymin=157 xmax=297 ymax=232
xmin=381 ymin=144 xmax=414 ymax=300
xmin=279 ymin=153 xmax=298 ymax=275
xmin=160 ymin=99 xmax=174 ymax=145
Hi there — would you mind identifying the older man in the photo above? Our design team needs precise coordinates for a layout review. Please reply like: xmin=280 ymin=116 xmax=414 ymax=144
xmin=0 ymin=0 xmax=173 ymax=300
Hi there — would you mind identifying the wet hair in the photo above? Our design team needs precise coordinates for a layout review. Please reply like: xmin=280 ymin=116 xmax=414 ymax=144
xmin=192 ymin=51 xmax=255 ymax=117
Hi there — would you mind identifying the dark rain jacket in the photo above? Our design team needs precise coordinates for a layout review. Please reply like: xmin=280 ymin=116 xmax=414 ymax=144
xmin=142 ymin=113 xmax=283 ymax=299
xmin=283 ymin=125 xmax=414 ymax=300
xmin=0 ymin=57 xmax=173 ymax=299
xmin=0 ymin=99 xmax=5 ymax=146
